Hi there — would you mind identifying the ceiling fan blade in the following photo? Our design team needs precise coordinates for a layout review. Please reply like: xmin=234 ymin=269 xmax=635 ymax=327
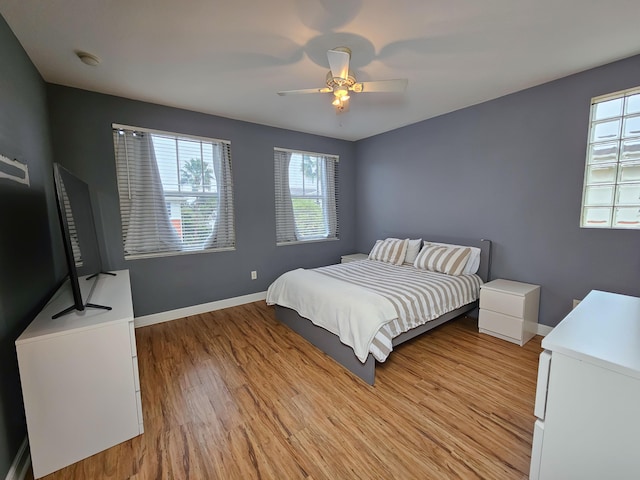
xmin=277 ymin=87 xmax=332 ymax=96
xmin=356 ymin=79 xmax=408 ymax=93
xmin=327 ymin=48 xmax=350 ymax=80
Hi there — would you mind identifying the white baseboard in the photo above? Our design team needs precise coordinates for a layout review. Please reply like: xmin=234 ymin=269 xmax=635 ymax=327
xmin=5 ymin=437 xmax=30 ymax=480
xmin=134 ymin=291 xmax=554 ymax=335
xmin=537 ymin=324 xmax=553 ymax=336
xmin=134 ymin=291 xmax=267 ymax=328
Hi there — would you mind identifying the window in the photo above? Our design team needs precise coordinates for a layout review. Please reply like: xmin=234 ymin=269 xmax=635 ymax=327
xmin=581 ymin=87 xmax=640 ymax=229
xmin=112 ymin=124 xmax=235 ymax=258
xmin=274 ymin=148 xmax=339 ymax=244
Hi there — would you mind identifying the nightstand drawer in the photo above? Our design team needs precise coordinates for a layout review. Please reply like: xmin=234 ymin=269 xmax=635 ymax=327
xmin=479 ymin=309 xmax=523 ymax=340
xmin=480 ymin=289 xmax=525 ymax=318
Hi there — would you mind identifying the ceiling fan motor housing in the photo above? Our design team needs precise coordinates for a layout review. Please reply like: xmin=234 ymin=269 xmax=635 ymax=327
xmin=326 ymin=70 xmax=357 ymax=90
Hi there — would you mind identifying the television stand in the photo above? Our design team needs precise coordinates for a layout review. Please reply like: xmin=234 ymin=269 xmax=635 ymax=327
xmin=15 ymin=270 xmax=143 ymax=478
xmin=51 ymin=302 xmax=112 ymax=320
xmin=86 ymin=270 xmax=117 ymax=280
xmin=52 ymin=273 xmax=114 ymax=319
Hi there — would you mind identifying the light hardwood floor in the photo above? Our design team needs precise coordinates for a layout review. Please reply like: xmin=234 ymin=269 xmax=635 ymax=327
xmin=29 ymin=301 xmax=542 ymax=479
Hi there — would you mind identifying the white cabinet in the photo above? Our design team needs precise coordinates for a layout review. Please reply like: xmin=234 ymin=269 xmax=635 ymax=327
xmin=478 ymin=279 xmax=540 ymax=346
xmin=530 ymin=290 xmax=640 ymax=480
xmin=341 ymin=253 xmax=368 ymax=263
xmin=16 ymin=270 xmax=143 ymax=478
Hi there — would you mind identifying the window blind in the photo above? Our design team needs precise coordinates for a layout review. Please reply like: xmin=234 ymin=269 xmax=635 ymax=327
xmin=112 ymin=125 xmax=236 ymax=258
xmin=581 ymin=87 xmax=640 ymax=229
xmin=274 ymin=148 xmax=339 ymax=245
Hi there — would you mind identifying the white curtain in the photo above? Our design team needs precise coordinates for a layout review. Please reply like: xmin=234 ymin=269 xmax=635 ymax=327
xmin=202 ymin=143 xmax=235 ymax=249
xmin=274 ymin=150 xmax=298 ymax=243
xmin=321 ymin=157 xmax=338 ymax=239
xmin=113 ymin=131 xmax=182 ymax=255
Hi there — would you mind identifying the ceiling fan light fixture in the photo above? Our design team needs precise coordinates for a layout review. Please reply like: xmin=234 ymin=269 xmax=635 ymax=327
xmin=334 ymin=86 xmax=349 ymax=98
xmin=277 ymin=46 xmax=407 ymax=113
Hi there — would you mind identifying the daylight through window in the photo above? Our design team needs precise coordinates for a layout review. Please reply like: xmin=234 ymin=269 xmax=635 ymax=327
xmin=112 ymin=125 xmax=235 ymax=258
xmin=274 ymin=148 xmax=339 ymax=244
xmin=581 ymin=87 xmax=640 ymax=229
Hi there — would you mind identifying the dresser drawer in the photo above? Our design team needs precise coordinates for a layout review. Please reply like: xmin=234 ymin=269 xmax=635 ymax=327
xmin=530 ymin=419 xmax=545 ymax=480
xmin=129 ymin=321 xmax=137 ymax=356
xmin=534 ymin=351 xmax=552 ymax=419
xmin=479 ymin=309 xmax=523 ymax=340
xmin=480 ymin=289 xmax=525 ymax=317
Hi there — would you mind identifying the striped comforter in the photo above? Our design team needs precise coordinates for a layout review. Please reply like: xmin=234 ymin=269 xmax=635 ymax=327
xmin=269 ymin=259 xmax=482 ymax=363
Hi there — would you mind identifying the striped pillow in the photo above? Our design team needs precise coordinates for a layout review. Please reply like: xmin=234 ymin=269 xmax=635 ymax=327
xmin=368 ymin=238 xmax=409 ymax=265
xmin=413 ymin=243 xmax=471 ymax=276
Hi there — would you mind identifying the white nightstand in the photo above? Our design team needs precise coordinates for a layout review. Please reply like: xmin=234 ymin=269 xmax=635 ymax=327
xmin=478 ymin=279 xmax=540 ymax=346
xmin=341 ymin=253 xmax=368 ymax=263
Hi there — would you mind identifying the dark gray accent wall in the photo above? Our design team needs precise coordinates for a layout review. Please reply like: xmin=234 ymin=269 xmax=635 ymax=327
xmin=46 ymin=85 xmax=356 ymax=316
xmin=0 ymin=15 xmax=60 ymax=479
xmin=355 ymin=54 xmax=640 ymax=327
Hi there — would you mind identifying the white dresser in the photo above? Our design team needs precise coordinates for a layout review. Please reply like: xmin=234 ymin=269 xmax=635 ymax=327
xmin=478 ymin=279 xmax=540 ymax=346
xmin=530 ymin=290 xmax=640 ymax=479
xmin=16 ymin=270 xmax=143 ymax=478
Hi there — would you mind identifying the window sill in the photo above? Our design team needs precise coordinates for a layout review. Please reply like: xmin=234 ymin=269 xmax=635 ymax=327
xmin=276 ymin=237 xmax=339 ymax=247
xmin=124 ymin=246 xmax=236 ymax=261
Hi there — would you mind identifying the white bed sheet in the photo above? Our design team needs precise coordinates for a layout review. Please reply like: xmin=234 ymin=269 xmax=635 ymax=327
xmin=266 ymin=268 xmax=396 ymax=362
xmin=267 ymin=260 xmax=483 ymax=363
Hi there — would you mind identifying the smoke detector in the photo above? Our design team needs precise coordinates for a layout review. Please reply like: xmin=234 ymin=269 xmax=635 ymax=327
xmin=76 ymin=51 xmax=100 ymax=66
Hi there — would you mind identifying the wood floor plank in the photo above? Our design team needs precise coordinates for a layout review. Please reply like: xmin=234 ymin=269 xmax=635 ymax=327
xmin=28 ymin=301 xmax=542 ymax=479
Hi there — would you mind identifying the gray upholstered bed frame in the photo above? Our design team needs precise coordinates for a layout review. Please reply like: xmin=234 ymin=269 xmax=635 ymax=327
xmin=274 ymin=238 xmax=492 ymax=385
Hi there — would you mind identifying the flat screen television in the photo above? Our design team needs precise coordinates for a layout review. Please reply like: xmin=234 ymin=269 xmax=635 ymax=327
xmin=52 ymin=163 xmax=114 ymax=319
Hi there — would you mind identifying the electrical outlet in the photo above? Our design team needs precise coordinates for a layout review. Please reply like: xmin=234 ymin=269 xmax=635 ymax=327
xmin=251 ymin=270 xmax=257 ymax=280
xmin=572 ymin=299 xmax=581 ymax=309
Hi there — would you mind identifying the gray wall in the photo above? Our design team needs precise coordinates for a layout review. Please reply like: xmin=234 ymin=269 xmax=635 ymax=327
xmin=46 ymin=85 xmax=357 ymax=316
xmin=0 ymin=15 xmax=61 ymax=478
xmin=355 ymin=54 xmax=640 ymax=327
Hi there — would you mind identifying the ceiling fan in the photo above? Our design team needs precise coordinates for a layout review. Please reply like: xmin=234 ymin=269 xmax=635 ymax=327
xmin=277 ymin=47 xmax=408 ymax=112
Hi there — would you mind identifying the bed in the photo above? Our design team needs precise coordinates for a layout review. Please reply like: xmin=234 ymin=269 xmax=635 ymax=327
xmin=267 ymin=237 xmax=492 ymax=385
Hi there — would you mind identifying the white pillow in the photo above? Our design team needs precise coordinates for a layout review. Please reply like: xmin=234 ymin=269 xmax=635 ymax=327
xmin=404 ymin=239 xmax=422 ymax=264
xmin=414 ymin=243 xmax=471 ymax=276
xmin=428 ymin=241 xmax=481 ymax=274
xmin=388 ymin=238 xmax=422 ymax=264
xmin=368 ymin=238 xmax=409 ymax=265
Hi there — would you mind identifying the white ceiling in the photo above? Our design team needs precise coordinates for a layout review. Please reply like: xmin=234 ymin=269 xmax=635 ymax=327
xmin=1 ymin=0 xmax=639 ymax=141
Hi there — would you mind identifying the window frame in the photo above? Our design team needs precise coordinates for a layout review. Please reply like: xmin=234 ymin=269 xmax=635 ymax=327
xmin=112 ymin=123 xmax=236 ymax=259
xmin=580 ymin=87 xmax=640 ymax=230
xmin=274 ymin=147 xmax=339 ymax=246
